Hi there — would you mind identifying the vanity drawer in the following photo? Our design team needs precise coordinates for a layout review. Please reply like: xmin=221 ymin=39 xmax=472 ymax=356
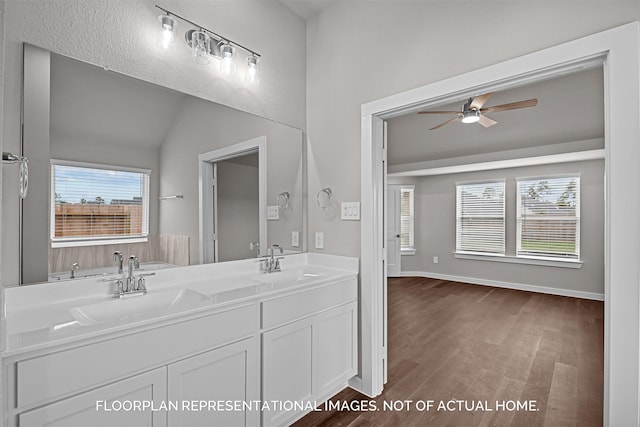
xmin=16 ymin=303 xmax=257 ymax=409
xmin=261 ymin=279 xmax=357 ymax=329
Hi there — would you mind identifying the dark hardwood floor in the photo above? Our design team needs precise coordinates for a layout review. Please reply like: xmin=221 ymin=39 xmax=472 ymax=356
xmin=294 ymin=277 xmax=604 ymax=426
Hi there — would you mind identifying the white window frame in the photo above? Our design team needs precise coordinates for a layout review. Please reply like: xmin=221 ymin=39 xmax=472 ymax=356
xmin=399 ymin=185 xmax=415 ymax=255
xmin=50 ymin=159 xmax=151 ymax=248
xmin=455 ymin=179 xmax=506 ymax=255
xmin=516 ymin=173 xmax=581 ymax=261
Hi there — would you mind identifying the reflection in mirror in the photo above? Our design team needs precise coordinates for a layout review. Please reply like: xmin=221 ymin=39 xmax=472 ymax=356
xmin=19 ymin=44 xmax=304 ymax=286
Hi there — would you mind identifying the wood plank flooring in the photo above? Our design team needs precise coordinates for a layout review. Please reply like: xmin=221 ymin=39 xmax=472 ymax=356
xmin=294 ymin=277 xmax=604 ymax=427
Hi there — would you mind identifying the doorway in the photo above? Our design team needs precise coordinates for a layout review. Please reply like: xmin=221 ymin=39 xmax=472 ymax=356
xmin=360 ymin=23 xmax=640 ymax=425
xmin=198 ymin=136 xmax=266 ymax=264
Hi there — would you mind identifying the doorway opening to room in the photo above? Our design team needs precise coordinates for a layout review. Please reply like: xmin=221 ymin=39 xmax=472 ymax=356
xmin=359 ymin=23 xmax=640 ymax=426
xmin=198 ymin=137 xmax=266 ymax=264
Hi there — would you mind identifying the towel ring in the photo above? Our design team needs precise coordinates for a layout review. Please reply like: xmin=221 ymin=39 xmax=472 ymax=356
xmin=277 ymin=192 xmax=290 ymax=210
xmin=316 ymin=187 xmax=333 ymax=209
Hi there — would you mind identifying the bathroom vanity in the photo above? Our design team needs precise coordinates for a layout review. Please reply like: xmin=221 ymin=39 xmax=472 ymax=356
xmin=1 ymin=253 xmax=358 ymax=427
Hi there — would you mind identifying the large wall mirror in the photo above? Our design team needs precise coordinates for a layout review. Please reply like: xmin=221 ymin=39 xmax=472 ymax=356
xmin=16 ymin=44 xmax=305 ymax=286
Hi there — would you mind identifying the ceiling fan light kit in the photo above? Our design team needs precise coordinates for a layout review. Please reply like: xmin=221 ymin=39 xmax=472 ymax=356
xmin=418 ymin=92 xmax=538 ymax=130
xmin=461 ymin=109 xmax=480 ymax=124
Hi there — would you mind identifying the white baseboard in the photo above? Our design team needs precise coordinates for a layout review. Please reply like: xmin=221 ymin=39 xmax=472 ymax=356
xmin=399 ymin=270 xmax=604 ymax=301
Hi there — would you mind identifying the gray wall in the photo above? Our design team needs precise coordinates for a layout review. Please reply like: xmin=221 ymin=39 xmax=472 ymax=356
xmin=306 ymin=2 xmax=640 ymax=257
xmin=159 ymin=96 xmax=303 ymax=264
xmin=217 ymin=156 xmax=259 ymax=262
xmin=390 ymin=159 xmax=604 ymax=295
xmin=0 ymin=0 xmax=306 ymax=287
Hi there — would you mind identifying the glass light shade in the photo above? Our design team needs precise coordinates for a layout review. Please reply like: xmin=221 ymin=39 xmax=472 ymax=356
xmin=219 ymin=44 xmax=235 ymax=74
xmin=191 ymin=30 xmax=210 ymax=65
xmin=157 ymin=15 xmax=177 ymax=50
xmin=245 ymin=55 xmax=260 ymax=83
xmin=461 ymin=110 xmax=480 ymax=124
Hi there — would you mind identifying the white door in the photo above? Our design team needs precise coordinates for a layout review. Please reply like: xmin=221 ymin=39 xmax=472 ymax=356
xmin=386 ymin=185 xmax=402 ymax=277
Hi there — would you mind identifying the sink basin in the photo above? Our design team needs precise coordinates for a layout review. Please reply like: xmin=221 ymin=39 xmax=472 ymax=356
xmin=254 ymin=268 xmax=327 ymax=290
xmin=69 ymin=289 xmax=210 ymax=325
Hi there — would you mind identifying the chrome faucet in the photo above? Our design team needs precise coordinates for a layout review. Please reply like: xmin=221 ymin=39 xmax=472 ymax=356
xmin=262 ymin=244 xmax=284 ymax=273
xmin=113 ymin=251 xmax=124 ymax=274
xmin=127 ymin=255 xmax=140 ymax=292
xmin=113 ymin=255 xmax=152 ymax=298
xmin=70 ymin=262 xmax=80 ymax=279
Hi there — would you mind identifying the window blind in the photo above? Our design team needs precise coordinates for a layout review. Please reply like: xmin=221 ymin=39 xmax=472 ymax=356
xmin=50 ymin=162 xmax=150 ymax=245
xmin=456 ymin=180 xmax=505 ymax=254
xmin=400 ymin=187 xmax=414 ymax=249
xmin=516 ymin=175 xmax=580 ymax=259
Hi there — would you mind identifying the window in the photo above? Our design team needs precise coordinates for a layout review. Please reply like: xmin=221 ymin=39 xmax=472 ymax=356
xmin=51 ymin=161 xmax=150 ymax=247
xmin=456 ymin=180 xmax=505 ymax=254
xmin=400 ymin=186 xmax=415 ymax=252
xmin=516 ymin=175 xmax=580 ymax=260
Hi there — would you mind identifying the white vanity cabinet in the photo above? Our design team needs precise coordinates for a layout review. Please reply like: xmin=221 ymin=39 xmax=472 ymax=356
xmin=5 ymin=303 xmax=260 ymax=427
xmin=261 ymin=278 xmax=358 ymax=427
xmin=19 ymin=367 xmax=167 ymax=427
xmin=168 ymin=337 xmax=259 ymax=427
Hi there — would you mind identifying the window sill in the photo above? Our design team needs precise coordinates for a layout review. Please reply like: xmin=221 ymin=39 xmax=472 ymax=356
xmin=401 ymin=248 xmax=416 ymax=256
xmin=454 ymin=252 xmax=583 ymax=269
xmin=51 ymin=237 xmax=148 ymax=248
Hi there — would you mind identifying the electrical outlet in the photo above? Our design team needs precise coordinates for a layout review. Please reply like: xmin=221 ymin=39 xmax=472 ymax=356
xmin=292 ymin=231 xmax=300 ymax=247
xmin=315 ymin=232 xmax=324 ymax=249
xmin=433 ymin=256 xmax=439 ymax=264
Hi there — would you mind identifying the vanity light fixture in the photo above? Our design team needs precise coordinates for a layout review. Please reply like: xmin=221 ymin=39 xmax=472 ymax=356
xmin=156 ymin=5 xmax=261 ymax=82
xmin=156 ymin=13 xmax=177 ymax=49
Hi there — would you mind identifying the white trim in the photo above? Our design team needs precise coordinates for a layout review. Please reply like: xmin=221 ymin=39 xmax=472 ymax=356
xmin=453 ymin=252 xmax=582 ymax=268
xmin=388 ymin=149 xmax=604 ymax=177
xmin=51 ymin=237 xmax=148 ymax=248
xmin=50 ymin=158 xmax=151 ymax=175
xmin=198 ymin=137 xmax=267 ymax=264
xmin=400 ymin=248 xmax=416 ymax=256
xmin=400 ymin=271 xmax=604 ymax=301
xmin=361 ymin=22 xmax=640 ymax=425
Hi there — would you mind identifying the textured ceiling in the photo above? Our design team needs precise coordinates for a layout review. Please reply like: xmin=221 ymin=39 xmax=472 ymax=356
xmin=387 ymin=66 xmax=604 ymax=166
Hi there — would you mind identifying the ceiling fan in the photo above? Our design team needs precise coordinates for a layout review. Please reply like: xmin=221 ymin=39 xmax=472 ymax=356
xmin=418 ymin=92 xmax=538 ymax=130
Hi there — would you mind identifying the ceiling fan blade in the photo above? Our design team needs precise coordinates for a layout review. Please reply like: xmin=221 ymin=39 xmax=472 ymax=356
xmin=418 ymin=110 xmax=461 ymax=115
xmin=481 ymin=98 xmax=538 ymax=113
xmin=470 ymin=92 xmax=494 ymax=110
xmin=478 ymin=114 xmax=497 ymax=128
xmin=429 ymin=116 xmax=460 ymax=130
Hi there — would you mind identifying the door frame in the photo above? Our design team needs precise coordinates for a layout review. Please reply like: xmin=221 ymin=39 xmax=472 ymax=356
xmin=198 ymin=136 xmax=267 ymax=264
xmin=360 ymin=22 xmax=640 ymax=425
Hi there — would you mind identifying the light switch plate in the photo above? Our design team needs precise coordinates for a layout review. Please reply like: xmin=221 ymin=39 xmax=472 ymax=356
xmin=292 ymin=231 xmax=300 ymax=247
xmin=341 ymin=202 xmax=361 ymax=220
xmin=267 ymin=206 xmax=279 ymax=220
xmin=315 ymin=232 xmax=324 ymax=249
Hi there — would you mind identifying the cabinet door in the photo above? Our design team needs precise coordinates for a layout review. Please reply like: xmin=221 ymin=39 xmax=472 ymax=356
xmin=315 ymin=302 xmax=358 ymax=399
xmin=262 ymin=317 xmax=314 ymax=427
xmin=168 ymin=337 xmax=259 ymax=427
xmin=19 ymin=367 xmax=167 ymax=427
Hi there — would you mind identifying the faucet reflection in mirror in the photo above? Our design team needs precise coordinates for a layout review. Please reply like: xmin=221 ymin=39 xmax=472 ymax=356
xmin=156 ymin=5 xmax=260 ymax=83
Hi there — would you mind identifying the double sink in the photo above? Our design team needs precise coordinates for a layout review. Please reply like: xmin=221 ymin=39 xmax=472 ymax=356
xmin=67 ymin=267 xmax=329 ymax=326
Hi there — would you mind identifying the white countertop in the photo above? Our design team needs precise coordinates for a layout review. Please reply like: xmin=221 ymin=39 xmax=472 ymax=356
xmin=2 ymin=253 xmax=358 ymax=357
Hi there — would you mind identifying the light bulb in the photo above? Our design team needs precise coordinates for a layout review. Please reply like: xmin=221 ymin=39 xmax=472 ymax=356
xmin=191 ymin=30 xmax=210 ymax=65
xmin=220 ymin=44 xmax=234 ymax=74
xmin=157 ymin=14 xmax=177 ymax=50
xmin=461 ymin=110 xmax=480 ymax=124
xmin=246 ymin=55 xmax=259 ymax=83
